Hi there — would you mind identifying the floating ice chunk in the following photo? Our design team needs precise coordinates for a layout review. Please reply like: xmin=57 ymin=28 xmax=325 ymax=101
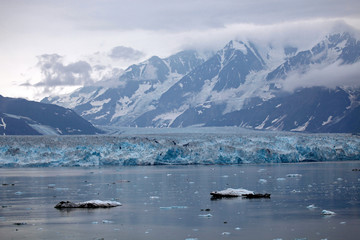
xmin=221 ymin=232 xmax=231 ymax=235
xmin=150 ymin=196 xmax=160 ymax=199
xmin=102 ymin=220 xmax=114 ymax=224
xmin=258 ymin=179 xmax=267 ymax=184
xmin=160 ymin=206 xmax=188 ymax=210
xmin=306 ymin=204 xmax=317 ymax=209
xmin=198 ymin=214 xmax=213 ymax=218
xmin=210 ymin=188 xmax=254 ymax=197
xmin=322 ymin=210 xmax=336 ymax=215
xmin=277 ymin=178 xmax=286 ymax=181
xmin=185 ymin=238 xmax=198 ymax=240
xmin=340 ymin=221 xmax=346 ymax=224
xmin=54 ymin=200 xmax=122 ymax=208
xmin=287 ymin=174 xmax=302 ymax=177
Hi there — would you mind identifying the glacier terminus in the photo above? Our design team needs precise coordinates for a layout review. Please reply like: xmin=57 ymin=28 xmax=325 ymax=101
xmin=0 ymin=129 xmax=359 ymax=167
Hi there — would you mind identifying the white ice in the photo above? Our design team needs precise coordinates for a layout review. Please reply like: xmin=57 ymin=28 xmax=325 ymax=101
xmin=80 ymin=200 xmax=122 ymax=207
xmin=212 ymin=188 xmax=254 ymax=196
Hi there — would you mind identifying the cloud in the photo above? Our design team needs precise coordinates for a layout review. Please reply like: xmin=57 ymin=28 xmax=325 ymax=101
xmin=109 ymin=46 xmax=145 ymax=60
xmin=282 ymin=61 xmax=360 ymax=91
xmin=34 ymin=54 xmax=93 ymax=87
xmin=65 ymin=0 xmax=360 ymax=31
xmin=20 ymin=52 xmax=126 ymax=98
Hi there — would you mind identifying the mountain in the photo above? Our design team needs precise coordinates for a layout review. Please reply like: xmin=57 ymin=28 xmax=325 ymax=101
xmin=42 ymin=50 xmax=205 ymax=126
xmin=0 ymin=95 xmax=102 ymax=135
xmin=43 ymin=31 xmax=360 ymax=133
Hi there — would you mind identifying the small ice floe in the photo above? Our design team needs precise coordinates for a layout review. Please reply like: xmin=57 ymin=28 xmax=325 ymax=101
xmin=210 ymin=188 xmax=254 ymax=198
xmin=160 ymin=206 xmax=188 ymax=210
xmin=198 ymin=214 xmax=212 ymax=218
xmin=102 ymin=220 xmax=114 ymax=224
xmin=258 ymin=179 xmax=267 ymax=184
xmin=276 ymin=178 xmax=286 ymax=181
xmin=321 ymin=210 xmax=336 ymax=215
xmin=149 ymin=196 xmax=160 ymax=199
xmin=306 ymin=204 xmax=318 ymax=209
xmin=54 ymin=200 xmax=122 ymax=209
xmin=286 ymin=174 xmax=302 ymax=178
xmin=340 ymin=221 xmax=346 ymax=225
xmin=185 ymin=238 xmax=198 ymax=240
xmin=221 ymin=232 xmax=231 ymax=235
xmin=14 ymin=191 xmax=23 ymax=195
xmin=211 ymin=188 xmax=271 ymax=199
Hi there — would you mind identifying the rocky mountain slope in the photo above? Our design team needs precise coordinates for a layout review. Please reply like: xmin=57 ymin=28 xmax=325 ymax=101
xmin=43 ymin=31 xmax=360 ymax=133
xmin=0 ymin=95 xmax=102 ymax=135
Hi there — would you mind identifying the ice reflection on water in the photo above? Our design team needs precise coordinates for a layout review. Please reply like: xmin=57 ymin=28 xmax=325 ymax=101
xmin=0 ymin=162 xmax=360 ymax=240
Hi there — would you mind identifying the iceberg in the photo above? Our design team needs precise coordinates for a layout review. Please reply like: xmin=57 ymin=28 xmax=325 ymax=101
xmin=0 ymin=130 xmax=359 ymax=167
xmin=321 ymin=210 xmax=336 ymax=215
xmin=54 ymin=200 xmax=122 ymax=209
xmin=210 ymin=188 xmax=254 ymax=197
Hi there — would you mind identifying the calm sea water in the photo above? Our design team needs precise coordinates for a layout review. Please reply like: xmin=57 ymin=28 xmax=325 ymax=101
xmin=0 ymin=162 xmax=359 ymax=240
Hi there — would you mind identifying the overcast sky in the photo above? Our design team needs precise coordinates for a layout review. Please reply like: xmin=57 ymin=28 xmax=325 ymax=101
xmin=1 ymin=0 xmax=359 ymax=100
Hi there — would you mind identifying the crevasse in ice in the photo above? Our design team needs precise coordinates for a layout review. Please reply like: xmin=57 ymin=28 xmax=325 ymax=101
xmin=0 ymin=131 xmax=359 ymax=167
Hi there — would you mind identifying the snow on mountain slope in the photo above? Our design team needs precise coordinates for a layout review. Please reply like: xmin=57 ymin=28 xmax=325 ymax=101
xmin=134 ymin=32 xmax=360 ymax=132
xmin=43 ymin=50 xmax=205 ymax=126
xmin=0 ymin=95 xmax=102 ymax=135
xmin=43 ymin=31 xmax=360 ymax=133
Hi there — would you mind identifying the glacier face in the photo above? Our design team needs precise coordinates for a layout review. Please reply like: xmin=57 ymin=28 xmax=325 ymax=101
xmin=0 ymin=130 xmax=359 ymax=167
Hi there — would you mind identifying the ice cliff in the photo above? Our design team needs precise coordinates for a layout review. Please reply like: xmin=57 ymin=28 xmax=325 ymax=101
xmin=0 ymin=131 xmax=359 ymax=167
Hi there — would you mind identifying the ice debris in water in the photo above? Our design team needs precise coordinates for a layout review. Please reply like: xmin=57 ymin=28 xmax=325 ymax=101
xmin=210 ymin=188 xmax=254 ymax=197
xmin=306 ymin=204 xmax=317 ymax=209
xmin=258 ymin=179 xmax=267 ymax=184
xmin=198 ymin=214 xmax=213 ymax=218
xmin=277 ymin=178 xmax=286 ymax=181
xmin=54 ymin=200 xmax=122 ymax=208
xmin=160 ymin=206 xmax=188 ymax=210
xmin=322 ymin=210 xmax=336 ymax=215
xmin=102 ymin=220 xmax=114 ymax=224
xmin=287 ymin=174 xmax=302 ymax=177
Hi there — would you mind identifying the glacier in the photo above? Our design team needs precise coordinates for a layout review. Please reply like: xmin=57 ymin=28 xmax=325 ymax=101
xmin=0 ymin=129 xmax=359 ymax=167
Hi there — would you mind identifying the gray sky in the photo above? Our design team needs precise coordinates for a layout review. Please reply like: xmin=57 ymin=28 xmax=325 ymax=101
xmin=0 ymin=0 xmax=359 ymax=100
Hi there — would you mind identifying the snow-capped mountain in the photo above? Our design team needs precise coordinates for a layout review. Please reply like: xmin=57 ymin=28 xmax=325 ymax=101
xmin=43 ymin=31 xmax=360 ymax=133
xmin=42 ymin=50 xmax=205 ymax=126
xmin=0 ymin=95 xmax=102 ymax=135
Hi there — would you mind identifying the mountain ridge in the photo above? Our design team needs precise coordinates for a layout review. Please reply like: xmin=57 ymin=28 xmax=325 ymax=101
xmin=43 ymin=31 xmax=360 ymax=133
xmin=0 ymin=95 xmax=102 ymax=135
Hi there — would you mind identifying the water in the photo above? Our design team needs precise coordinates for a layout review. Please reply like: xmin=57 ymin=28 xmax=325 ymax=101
xmin=0 ymin=162 xmax=359 ymax=240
